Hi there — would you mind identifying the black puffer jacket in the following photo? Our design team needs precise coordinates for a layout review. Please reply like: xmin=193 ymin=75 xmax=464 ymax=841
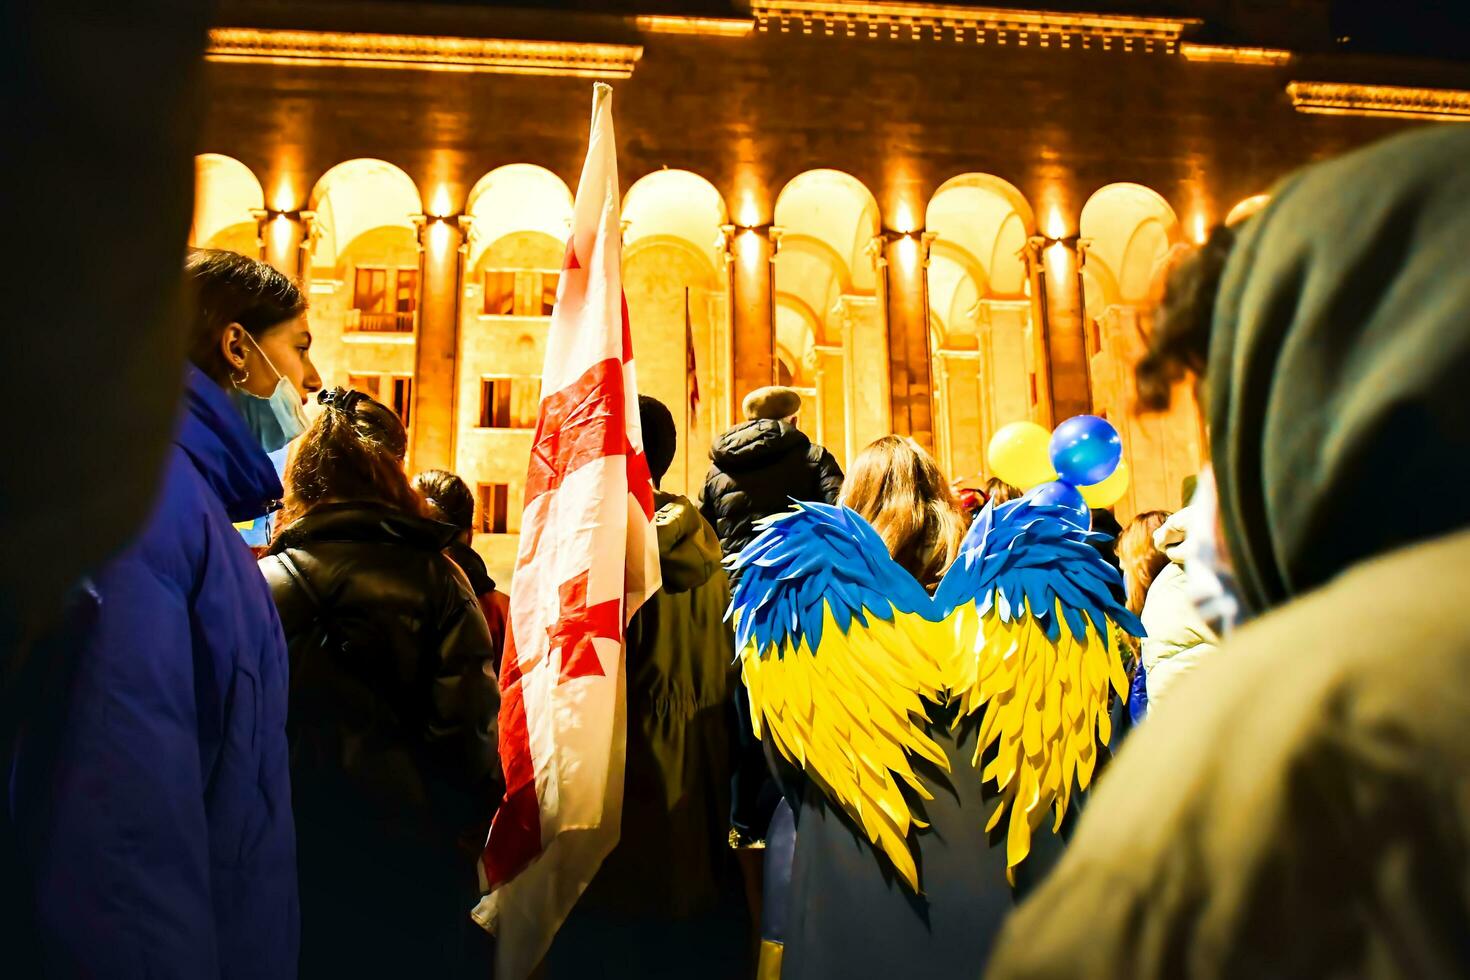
xmin=700 ymin=420 xmax=844 ymax=561
xmin=260 ymin=502 xmax=499 ymax=979
xmin=701 ymin=421 xmax=844 ymax=846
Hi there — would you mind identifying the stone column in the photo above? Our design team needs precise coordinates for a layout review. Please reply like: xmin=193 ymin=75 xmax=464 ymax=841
xmin=882 ymin=232 xmax=935 ymax=451
xmin=253 ymin=209 xmax=311 ymax=279
xmin=813 ymin=343 xmax=846 ymax=465
xmin=932 ymin=350 xmax=952 ymax=476
xmin=1030 ymin=234 xmax=1092 ymax=422
xmin=1020 ymin=243 xmax=1054 ymax=427
xmin=836 ymin=293 xmax=891 ymax=456
xmin=409 ymin=214 xmax=465 ymax=473
xmin=728 ymin=224 xmax=777 ymax=412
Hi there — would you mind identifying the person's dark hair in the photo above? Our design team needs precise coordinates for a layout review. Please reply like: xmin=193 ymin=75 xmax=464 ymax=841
xmin=274 ymin=388 xmax=421 ymax=533
xmin=638 ymin=395 xmax=677 ymax=486
xmin=1136 ymin=223 xmax=1236 ymax=412
xmin=412 ymin=469 xmax=475 ymax=530
xmin=983 ymin=477 xmax=1022 ymax=507
xmin=185 ymin=248 xmax=307 ymax=385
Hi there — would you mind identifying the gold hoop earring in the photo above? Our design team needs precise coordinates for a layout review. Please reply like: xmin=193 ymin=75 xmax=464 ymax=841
xmin=230 ymin=366 xmax=250 ymax=386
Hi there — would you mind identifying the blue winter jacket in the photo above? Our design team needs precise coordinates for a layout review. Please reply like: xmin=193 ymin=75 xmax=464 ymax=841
xmin=12 ymin=366 xmax=299 ymax=979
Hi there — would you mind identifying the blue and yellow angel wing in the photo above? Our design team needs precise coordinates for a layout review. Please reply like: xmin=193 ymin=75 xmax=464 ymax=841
xmin=730 ymin=502 xmax=948 ymax=891
xmin=935 ymin=500 xmax=1145 ymax=874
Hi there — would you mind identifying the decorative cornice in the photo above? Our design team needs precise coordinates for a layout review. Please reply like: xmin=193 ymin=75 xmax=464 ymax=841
xmin=1286 ymin=81 xmax=1470 ymax=122
xmin=206 ymin=28 xmax=643 ymax=78
xmin=751 ymin=1 xmax=1198 ymax=51
xmin=635 ymin=15 xmax=755 ymax=37
xmin=1180 ymin=42 xmax=1291 ymax=66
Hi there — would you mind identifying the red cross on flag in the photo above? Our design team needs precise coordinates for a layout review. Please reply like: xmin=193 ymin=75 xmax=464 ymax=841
xmin=473 ymin=83 xmax=661 ymax=978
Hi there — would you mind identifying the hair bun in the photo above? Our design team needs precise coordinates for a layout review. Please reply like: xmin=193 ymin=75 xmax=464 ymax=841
xmin=318 ymin=387 xmax=368 ymax=417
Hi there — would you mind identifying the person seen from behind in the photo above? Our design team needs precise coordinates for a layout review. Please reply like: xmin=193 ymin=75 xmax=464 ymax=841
xmin=841 ymin=436 xmax=967 ymax=592
xmin=986 ymin=125 xmax=1470 ymax=979
xmin=413 ymin=468 xmax=511 ymax=674
xmin=260 ymin=389 xmax=500 ymax=979
xmin=544 ymin=395 xmax=750 ymax=980
xmin=701 ymin=385 xmax=845 ymax=563
xmin=701 ymin=386 xmax=845 ymax=890
xmin=982 ymin=476 xmax=1022 ymax=508
xmin=9 ymin=249 xmax=320 ymax=979
xmin=765 ymin=435 xmax=1016 ymax=980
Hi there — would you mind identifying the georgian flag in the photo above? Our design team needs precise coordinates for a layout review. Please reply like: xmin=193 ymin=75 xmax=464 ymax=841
xmin=472 ymin=83 xmax=661 ymax=979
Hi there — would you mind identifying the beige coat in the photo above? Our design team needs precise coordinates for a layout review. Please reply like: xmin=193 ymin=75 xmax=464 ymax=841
xmin=986 ymin=528 xmax=1470 ymax=978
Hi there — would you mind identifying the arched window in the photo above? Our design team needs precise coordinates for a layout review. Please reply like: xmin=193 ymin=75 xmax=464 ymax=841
xmin=306 ymin=159 xmax=424 ymax=429
xmin=622 ymin=169 xmax=731 ymax=494
xmin=925 ymin=174 xmax=1043 ymax=483
xmin=1080 ymin=183 xmax=1203 ymax=516
xmin=772 ymin=170 xmax=885 ymax=466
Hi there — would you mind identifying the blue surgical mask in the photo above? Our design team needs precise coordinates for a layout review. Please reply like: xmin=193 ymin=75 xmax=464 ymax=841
xmin=230 ymin=333 xmax=309 ymax=454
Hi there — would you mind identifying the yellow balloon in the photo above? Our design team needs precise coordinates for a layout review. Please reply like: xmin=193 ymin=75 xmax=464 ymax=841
xmin=987 ymin=421 xmax=1057 ymax=491
xmin=1079 ymin=461 xmax=1130 ymax=508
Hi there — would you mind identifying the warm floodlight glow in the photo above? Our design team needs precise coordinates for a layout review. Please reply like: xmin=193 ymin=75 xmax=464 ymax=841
xmin=1191 ymin=210 xmax=1208 ymax=245
xmin=1044 ymin=205 xmax=1067 ymax=241
xmin=270 ymin=213 xmax=295 ymax=257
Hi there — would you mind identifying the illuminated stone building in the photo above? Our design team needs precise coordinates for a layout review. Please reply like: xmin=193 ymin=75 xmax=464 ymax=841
xmin=190 ymin=0 xmax=1470 ymax=581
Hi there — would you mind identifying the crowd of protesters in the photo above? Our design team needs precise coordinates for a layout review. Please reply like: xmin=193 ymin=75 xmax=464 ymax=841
xmin=5 ymin=122 xmax=1470 ymax=980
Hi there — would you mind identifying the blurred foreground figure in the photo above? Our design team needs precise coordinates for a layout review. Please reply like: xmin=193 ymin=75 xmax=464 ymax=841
xmin=2 ymin=6 xmax=210 ymax=967
xmin=988 ymin=125 xmax=1470 ymax=979
xmin=0 ymin=0 xmax=207 ymax=664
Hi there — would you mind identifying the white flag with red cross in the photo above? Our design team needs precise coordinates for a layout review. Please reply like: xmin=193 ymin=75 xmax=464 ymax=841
xmin=472 ymin=82 xmax=661 ymax=979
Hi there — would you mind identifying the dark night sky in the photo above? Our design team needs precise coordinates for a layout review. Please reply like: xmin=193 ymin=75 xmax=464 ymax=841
xmin=225 ymin=0 xmax=1470 ymax=61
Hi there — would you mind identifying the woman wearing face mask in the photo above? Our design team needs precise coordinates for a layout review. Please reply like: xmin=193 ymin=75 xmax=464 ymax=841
xmin=9 ymin=249 xmax=321 ymax=980
xmin=987 ymin=126 xmax=1470 ymax=978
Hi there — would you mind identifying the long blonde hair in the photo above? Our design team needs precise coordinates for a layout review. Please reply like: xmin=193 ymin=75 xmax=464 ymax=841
xmin=839 ymin=435 xmax=966 ymax=591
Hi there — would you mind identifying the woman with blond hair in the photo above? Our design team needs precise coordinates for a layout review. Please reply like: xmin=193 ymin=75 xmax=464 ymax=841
xmin=1118 ymin=511 xmax=1172 ymax=621
xmin=839 ymin=435 xmax=968 ymax=592
xmin=753 ymin=435 xmax=1100 ymax=978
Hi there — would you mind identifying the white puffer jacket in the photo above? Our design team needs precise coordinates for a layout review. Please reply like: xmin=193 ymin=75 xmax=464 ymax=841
xmin=1139 ymin=508 xmax=1221 ymax=709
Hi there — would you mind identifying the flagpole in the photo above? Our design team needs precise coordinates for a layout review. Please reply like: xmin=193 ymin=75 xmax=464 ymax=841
xmin=683 ymin=286 xmax=692 ymax=494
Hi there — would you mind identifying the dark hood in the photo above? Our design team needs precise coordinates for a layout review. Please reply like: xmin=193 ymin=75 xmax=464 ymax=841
xmin=1209 ymin=125 xmax=1470 ymax=614
xmin=176 ymin=364 xmax=283 ymax=524
xmin=268 ymin=501 xmax=461 ymax=555
xmin=710 ymin=419 xmax=810 ymax=473
xmin=652 ymin=490 xmax=722 ymax=593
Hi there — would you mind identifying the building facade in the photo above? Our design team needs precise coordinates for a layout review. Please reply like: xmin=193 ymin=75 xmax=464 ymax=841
xmin=190 ymin=0 xmax=1470 ymax=581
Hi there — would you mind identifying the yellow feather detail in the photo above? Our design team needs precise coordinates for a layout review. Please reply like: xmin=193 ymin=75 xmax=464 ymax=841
xmin=738 ymin=607 xmax=948 ymax=893
xmin=956 ymin=598 xmax=1125 ymax=871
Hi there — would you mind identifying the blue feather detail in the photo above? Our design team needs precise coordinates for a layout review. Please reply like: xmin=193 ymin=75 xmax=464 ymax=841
xmin=730 ymin=498 xmax=1145 ymax=660
xmin=729 ymin=501 xmax=931 ymax=657
xmin=934 ymin=500 xmax=1143 ymax=646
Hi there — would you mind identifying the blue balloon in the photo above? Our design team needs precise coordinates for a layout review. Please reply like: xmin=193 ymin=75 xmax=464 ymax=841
xmin=1025 ymin=480 xmax=1091 ymax=528
xmin=1049 ymin=415 xmax=1122 ymax=487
